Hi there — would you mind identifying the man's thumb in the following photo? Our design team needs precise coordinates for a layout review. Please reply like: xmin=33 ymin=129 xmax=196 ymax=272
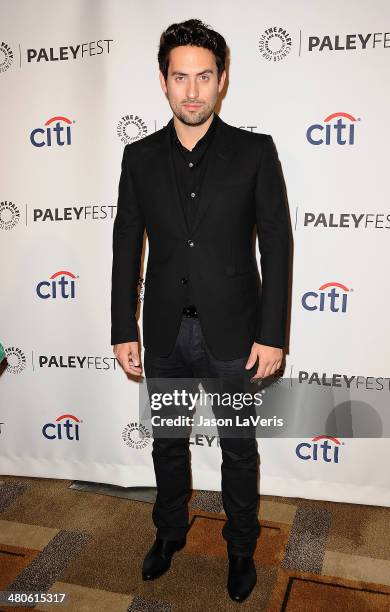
xmin=245 ymin=348 xmax=257 ymax=370
xmin=130 ymin=345 xmax=140 ymax=366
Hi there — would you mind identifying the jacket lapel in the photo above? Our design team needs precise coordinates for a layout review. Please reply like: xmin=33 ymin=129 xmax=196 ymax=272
xmin=191 ymin=117 xmax=234 ymax=234
xmin=153 ymin=121 xmax=190 ymax=236
xmin=149 ymin=115 xmax=235 ymax=236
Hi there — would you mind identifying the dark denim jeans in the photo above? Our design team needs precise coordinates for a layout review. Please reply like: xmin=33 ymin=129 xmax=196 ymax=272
xmin=144 ymin=315 xmax=261 ymax=556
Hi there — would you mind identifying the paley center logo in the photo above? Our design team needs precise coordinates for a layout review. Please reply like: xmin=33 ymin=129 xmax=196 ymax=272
xmin=30 ymin=115 xmax=75 ymax=147
xmin=122 ymin=421 xmax=151 ymax=449
xmin=0 ymin=200 xmax=20 ymax=230
xmin=257 ymin=29 xmax=389 ymax=62
xmin=42 ymin=413 xmax=82 ymax=440
xmin=302 ymin=281 xmax=352 ymax=313
xmin=307 ymin=112 xmax=360 ymax=145
xmin=116 ymin=114 xmax=148 ymax=144
xmin=0 ymin=41 xmax=14 ymax=73
xmin=2 ymin=346 xmax=27 ymax=374
xmin=36 ymin=270 xmax=79 ymax=299
xmin=1 ymin=200 xmax=116 ymax=227
xmin=258 ymin=27 xmax=292 ymax=61
xmin=296 ymin=435 xmax=343 ymax=463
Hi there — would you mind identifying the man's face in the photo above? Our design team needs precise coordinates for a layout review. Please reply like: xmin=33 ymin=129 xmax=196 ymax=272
xmin=159 ymin=45 xmax=226 ymax=127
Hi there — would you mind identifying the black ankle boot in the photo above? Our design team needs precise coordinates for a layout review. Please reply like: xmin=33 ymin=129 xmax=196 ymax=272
xmin=227 ymin=554 xmax=257 ymax=602
xmin=142 ymin=537 xmax=186 ymax=580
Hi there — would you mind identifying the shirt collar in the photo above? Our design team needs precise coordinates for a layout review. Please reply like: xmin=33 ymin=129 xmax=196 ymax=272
xmin=169 ymin=112 xmax=219 ymax=152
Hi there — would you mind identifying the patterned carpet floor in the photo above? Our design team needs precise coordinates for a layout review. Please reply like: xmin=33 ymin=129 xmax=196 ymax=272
xmin=1 ymin=475 xmax=390 ymax=611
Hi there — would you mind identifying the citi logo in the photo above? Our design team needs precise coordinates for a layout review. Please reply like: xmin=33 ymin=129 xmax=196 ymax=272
xmin=42 ymin=413 xmax=82 ymax=440
xmin=302 ymin=281 xmax=351 ymax=313
xmin=36 ymin=270 xmax=78 ymax=299
xmin=296 ymin=435 xmax=342 ymax=463
xmin=30 ymin=115 xmax=75 ymax=147
xmin=306 ymin=112 xmax=360 ymax=145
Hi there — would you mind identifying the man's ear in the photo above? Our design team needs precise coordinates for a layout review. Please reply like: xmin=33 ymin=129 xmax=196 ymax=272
xmin=218 ymin=69 xmax=226 ymax=93
xmin=159 ymin=70 xmax=167 ymax=94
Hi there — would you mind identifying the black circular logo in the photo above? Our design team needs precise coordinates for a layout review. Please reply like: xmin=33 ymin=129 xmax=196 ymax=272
xmin=0 ymin=42 xmax=14 ymax=73
xmin=122 ymin=421 xmax=151 ymax=449
xmin=258 ymin=27 xmax=292 ymax=62
xmin=117 ymin=114 xmax=148 ymax=144
xmin=0 ymin=200 xmax=20 ymax=231
xmin=4 ymin=347 xmax=27 ymax=374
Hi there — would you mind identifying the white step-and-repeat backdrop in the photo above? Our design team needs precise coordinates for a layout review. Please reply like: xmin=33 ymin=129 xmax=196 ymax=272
xmin=1 ymin=0 xmax=390 ymax=506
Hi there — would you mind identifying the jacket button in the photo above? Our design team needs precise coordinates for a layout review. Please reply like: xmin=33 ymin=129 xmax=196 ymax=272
xmin=180 ymin=277 xmax=188 ymax=285
xmin=187 ymin=240 xmax=194 ymax=247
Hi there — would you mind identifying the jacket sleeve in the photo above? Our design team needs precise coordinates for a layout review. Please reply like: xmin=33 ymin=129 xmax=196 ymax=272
xmin=254 ymin=134 xmax=290 ymax=348
xmin=111 ymin=145 xmax=145 ymax=345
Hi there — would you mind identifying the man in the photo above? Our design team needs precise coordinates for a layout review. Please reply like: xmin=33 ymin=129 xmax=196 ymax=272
xmin=111 ymin=18 xmax=290 ymax=603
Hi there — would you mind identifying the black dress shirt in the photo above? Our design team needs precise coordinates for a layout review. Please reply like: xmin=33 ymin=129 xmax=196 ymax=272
xmin=169 ymin=112 xmax=219 ymax=308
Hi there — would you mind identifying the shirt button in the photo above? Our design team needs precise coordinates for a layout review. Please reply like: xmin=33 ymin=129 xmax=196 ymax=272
xmin=187 ymin=240 xmax=194 ymax=247
xmin=189 ymin=162 xmax=194 ymax=168
xmin=180 ymin=277 xmax=188 ymax=284
xmin=190 ymin=192 xmax=196 ymax=198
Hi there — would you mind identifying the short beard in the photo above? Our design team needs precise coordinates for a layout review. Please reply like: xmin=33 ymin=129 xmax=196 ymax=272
xmin=172 ymin=104 xmax=214 ymax=127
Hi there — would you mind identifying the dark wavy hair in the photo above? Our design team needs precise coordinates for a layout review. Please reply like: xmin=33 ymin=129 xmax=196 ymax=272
xmin=158 ymin=18 xmax=227 ymax=82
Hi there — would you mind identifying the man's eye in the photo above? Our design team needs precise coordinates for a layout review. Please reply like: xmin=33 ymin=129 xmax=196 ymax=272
xmin=200 ymin=75 xmax=209 ymax=80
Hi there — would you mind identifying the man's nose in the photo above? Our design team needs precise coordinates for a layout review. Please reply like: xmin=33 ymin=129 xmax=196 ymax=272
xmin=186 ymin=78 xmax=199 ymax=100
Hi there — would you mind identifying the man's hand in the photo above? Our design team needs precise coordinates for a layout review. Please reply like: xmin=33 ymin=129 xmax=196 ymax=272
xmin=245 ymin=342 xmax=283 ymax=380
xmin=113 ymin=341 xmax=143 ymax=377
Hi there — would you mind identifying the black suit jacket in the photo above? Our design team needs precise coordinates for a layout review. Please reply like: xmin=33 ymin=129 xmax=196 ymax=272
xmin=111 ymin=114 xmax=290 ymax=360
